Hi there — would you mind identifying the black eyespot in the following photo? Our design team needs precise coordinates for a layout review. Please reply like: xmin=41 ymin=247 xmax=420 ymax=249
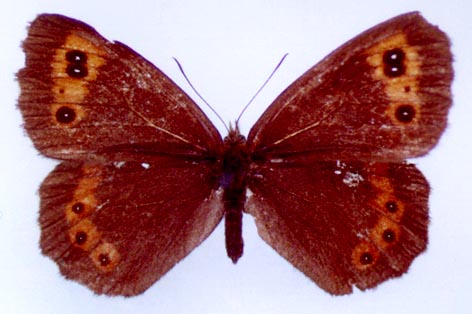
xmin=385 ymin=201 xmax=398 ymax=213
xmin=75 ymin=231 xmax=87 ymax=245
xmin=66 ymin=50 xmax=87 ymax=64
xmin=382 ymin=229 xmax=396 ymax=243
xmin=72 ymin=202 xmax=84 ymax=214
xmin=55 ymin=106 xmax=76 ymax=124
xmin=98 ymin=253 xmax=110 ymax=266
xmin=65 ymin=50 xmax=88 ymax=78
xmin=395 ymin=104 xmax=416 ymax=123
xmin=383 ymin=48 xmax=406 ymax=77
xmin=360 ymin=252 xmax=373 ymax=265
xmin=66 ymin=63 xmax=88 ymax=78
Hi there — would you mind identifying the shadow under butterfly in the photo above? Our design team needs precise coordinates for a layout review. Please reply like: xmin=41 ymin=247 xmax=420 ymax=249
xmin=17 ymin=12 xmax=452 ymax=296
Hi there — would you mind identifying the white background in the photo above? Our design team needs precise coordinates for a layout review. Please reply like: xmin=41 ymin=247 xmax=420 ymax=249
xmin=1 ymin=0 xmax=470 ymax=313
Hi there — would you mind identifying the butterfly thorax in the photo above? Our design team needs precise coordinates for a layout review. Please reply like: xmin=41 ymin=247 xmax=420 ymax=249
xmin=221 ymin=126 xmax=250 ymax=263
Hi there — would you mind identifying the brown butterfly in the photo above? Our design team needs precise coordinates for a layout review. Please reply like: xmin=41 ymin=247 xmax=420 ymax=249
xmin=17 ymin=12 xmax=452 ymax=296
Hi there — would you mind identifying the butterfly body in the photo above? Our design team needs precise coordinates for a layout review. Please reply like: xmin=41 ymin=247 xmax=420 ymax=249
xmin=221 ymin=128 xmax=250 ymax=263
xmin=18 ymin=12 xmax=452 ymax=296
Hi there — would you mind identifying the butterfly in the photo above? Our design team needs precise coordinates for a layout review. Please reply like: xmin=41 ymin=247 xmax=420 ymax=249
xmin=17 ymin=12 xmax=452 ymax=296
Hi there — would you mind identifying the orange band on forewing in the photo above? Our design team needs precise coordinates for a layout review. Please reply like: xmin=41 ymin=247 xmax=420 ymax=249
xmin=50 ymin=34 xmax=107 ymax=126
xmin=366 ymin=33 xmax=422 ymax=125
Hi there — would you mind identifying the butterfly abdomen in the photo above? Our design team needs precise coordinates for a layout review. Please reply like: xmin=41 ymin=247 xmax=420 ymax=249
xmin=221 ymin=128 xmax=250 ymax=263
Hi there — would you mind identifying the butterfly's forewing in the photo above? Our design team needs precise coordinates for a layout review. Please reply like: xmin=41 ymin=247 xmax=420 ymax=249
xmin=248 ymin=12 xmax=452 ymax=161
xmin=246 ymin=12 xmax=452 ymax=294
xmin=18 ymin=14 xmax=224 ymax=296
xmin=18 ymin=14 xmax=222 ymax=160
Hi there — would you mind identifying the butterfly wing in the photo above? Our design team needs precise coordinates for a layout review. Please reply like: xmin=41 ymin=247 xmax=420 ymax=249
xmin=40 ymin=160 xmax=223 ymax=296
xmin=246 ymin=12 xmax=452 ymax=294
xmin=18 ymin=14 xmax=222 ymax=160
xmin=247 ymin=161 xmax=429 ymax=294
xmin=248 ymin=12 xmax=452 ymax=161
xmin=18 ymin=14 xmax=224 ymax=295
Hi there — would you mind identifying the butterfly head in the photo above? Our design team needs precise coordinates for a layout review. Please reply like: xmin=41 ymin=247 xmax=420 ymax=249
xmin=224 ymin=123 xmax=246 ymax=146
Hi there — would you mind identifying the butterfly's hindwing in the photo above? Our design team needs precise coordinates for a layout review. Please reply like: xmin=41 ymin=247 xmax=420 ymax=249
xmin=39 ymin=159 xmax=223 ymax=296
xmin=247 ymin=161 xmax=429 ymax=294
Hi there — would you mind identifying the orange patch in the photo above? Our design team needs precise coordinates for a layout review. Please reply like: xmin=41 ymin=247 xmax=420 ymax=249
xmin=351 ymin=241 xmax=379 ymax=270
xmin=68 ymin=219 xmax=101 ymax=251
xmin=368 ymin=174 xmax=392 ymax=191
xmin=65 ymin=195 xmax=97 ymax=224
xmin=365 ymin=33 xmax=422 ymax=125
xmin=52 ymin=78 xmax=89 ymax=103
xmin=370 ymin=192 xmax=405 ymax=222
xmin=63 ymin=34 xmax=107 ymax=57
xmin=50 ymin=34 xmax=106 ymax=126
xmin=368 ymin=174 xmax=405 ymax=221
xmin=90 ymin=242 xmax=121 ymax=272
xmin=370 ymin=216 xmax=401 ymax=249
xmin=52 ymin=34 xmax=106 ymax=81
xmin=65 ymin=166 xmax=102 ymax=224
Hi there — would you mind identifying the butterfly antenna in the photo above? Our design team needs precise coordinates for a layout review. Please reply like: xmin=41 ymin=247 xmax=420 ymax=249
xmin=235 ymin=53 xmax=289 ymax=125
xmin=173 ymin=57 xmax=229 ymax=133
